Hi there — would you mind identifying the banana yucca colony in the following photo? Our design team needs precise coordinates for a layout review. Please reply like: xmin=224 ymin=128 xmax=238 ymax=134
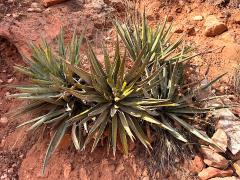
xmin=65 ymin=39 xmax=189 ymax=156
xmin=8 ymin=29 xmax=87 ymax=173
xmin=114 ymin=13 xmax=226 ymax=149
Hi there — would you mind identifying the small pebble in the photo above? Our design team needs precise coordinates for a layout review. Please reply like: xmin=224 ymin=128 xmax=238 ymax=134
xmin=5 ymin=92 xmax=10 ymax=96
xmin=7 ymin=168 xmax=14 ymax=174
xmin=0 ymin=117 xmax=8 ymax=127
xmin=219 ymin=86 xmax=225 ymax=93
xmin=192 ymin=15 xmax=203 ymax=21
xmin=7 ymin=78 xmax=14 ymax=83
xmin=31 ymin=2 xmax=40 ymax=8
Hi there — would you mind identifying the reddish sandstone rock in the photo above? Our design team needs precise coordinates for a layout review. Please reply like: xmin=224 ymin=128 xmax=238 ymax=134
xmin=0 ymin=117 xmax=8 ymax=127
xmin=204 ymin=15 xmax=227 ymax=37
xmin=201 ymin=146 xmax=229 ymax=169
xmin=198 ymin=167 xmax=233 ymax=180
xmin=42 ymin=0 xmax=69 ymax=7
xmin=193 ymin=15 xmax=203 ymax=21
xmin=190 ymin=155 xmax=205 ymax=174
xmin=211 ymin=129 xmax=228 ymax=153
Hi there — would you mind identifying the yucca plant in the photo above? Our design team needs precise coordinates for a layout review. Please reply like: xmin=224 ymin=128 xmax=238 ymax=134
xmin=63 ymin=39 xmax=194 ymax=156
xmin=7 ymin=13 xmax=227 ymax=175
xmin=151 ymin=61 xmax=226 ymax=145
xmin=114 ymin=13 xmax=226 ymax=149
xmin=114 ymin=11 xmax=195 ymax=65
xmin=7 ymin=29 xmax=89 ymax=173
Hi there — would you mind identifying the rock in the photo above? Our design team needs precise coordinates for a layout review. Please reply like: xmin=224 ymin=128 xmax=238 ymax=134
xmin=0 ymin=117 xmax=8 ymax=127
xmin=0 ymin=139 xmax=5 ymax=148
xmin=7 ymin=168 xmax=14 ymax=174
xmin=27 ymin=8 xmax=34 ymax=12
xmin=219 ymin=86 xmax=225 ymax=93
xmin=42 ymin=0 xmax=69 ymax=7
xmin=7 ymin=78 xmax=14 ymax=83
xmin=193 ymin=15 xmax=204 ymax=21
xmin=172 ymin=25 xmax=184 ymax=33
xmin=115 ymin=164 xmax=124 ymax=174
xmin=211 ymin=129 xmax=228 ymax=152
xmin=186 ymin=26 xmax=196 ymax=36
xmin=5 ymin=92 xmax=10 ymax=96
xmin=12 ymin=13 xmax=20 ymax=18
xmin=190 ymin=155 xmax=205 ymax=174
xmin=213 ymin=108 xmax=240 ymax=155
xmin=27 ymin=8 xmax=42 ymax=13
xmin=167 ymin=16 xmax=174 ymax=22
xmin=204 ymin=15 xmax=228 ymax=37
xmin=201 ymin=146 xmax=229 ymax=169
xmin=31 ymin=2 xmax=41 ymax=8
xmin=63 ymin=163 xmax=71 ymax=179
xmin=198 ymin=167 xmax=233 ymax=180
xmin=233 ymin=160 xmax=240 ymax=176
xmin=0 ymin=79 xmax=3 ymax=84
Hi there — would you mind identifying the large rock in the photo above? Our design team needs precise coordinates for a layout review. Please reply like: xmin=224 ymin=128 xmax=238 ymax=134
xmin=42 ymin=0 xmax=69 ymax=7
xmin=201 ymin=146 xmax=229 ymax=169
xmin=198 ymin=167 xmax=233 ymax=180
xmin=213 ymin=108 xmax=240 ymax=155
xmin=204 ymin=15 xmax=227 ymax=37
xmin=211 ymin=129 xmax=228 ymax=152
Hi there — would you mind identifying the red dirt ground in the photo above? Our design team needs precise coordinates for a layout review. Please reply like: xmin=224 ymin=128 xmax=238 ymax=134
xmin=0 ymin=0 xmax=240 ymax=179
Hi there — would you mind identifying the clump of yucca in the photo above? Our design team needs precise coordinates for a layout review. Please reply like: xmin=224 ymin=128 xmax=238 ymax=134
xmin=114 ymin=12 xmax=225 ymax=144
xmin=9 ymin=13 xmax=226 ymax=174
